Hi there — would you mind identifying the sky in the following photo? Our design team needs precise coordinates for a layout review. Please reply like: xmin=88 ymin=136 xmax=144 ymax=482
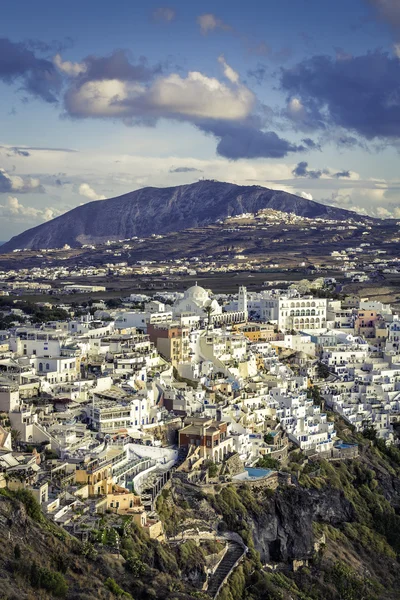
xmin=1 ymin=0 xmax=400 ymax=239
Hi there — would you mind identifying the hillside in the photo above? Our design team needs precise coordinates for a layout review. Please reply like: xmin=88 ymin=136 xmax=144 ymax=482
xmin=2 ymin=422 xmax=400 ymax=600
xmin=1 ymin=181 xmax=367 ymax=252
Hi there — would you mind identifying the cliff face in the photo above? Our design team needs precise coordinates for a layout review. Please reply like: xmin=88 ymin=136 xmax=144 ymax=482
xmin=1 ymin=180 xmax=364 ymax=251
xmin=248 ymin=486 xmax=354 ymax=563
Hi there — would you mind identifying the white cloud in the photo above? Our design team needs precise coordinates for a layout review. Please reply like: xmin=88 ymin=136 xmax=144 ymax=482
xmin=66 ymin=64 xmax=254 ymax=121
xmin=152 ymin=7 xmax=176 ymax=22
xmin=0 ymin=196 xmax=62 ymax=222
xmin=286 ymin=97 xmax=311 ymax=128
xmin=53 ymin=53 xmax=87 ymax=77
xmin=197 ymin=13 xmax=231 ymax=35
xmin=218 ymin=55 xmax=240 ymax=84
xmin=287 ymin=98 xmax=304 ymax=115
xmin=394 ymin=43 xmax=400 ymax=58
xmin=79 ymin=183 xmax=106 ymax=201
xmin=148 ymin=71 xmax=253 ymax=119
xmin=375 ymin=206 xmax=392 ymax=218
xmin=299 ymin=191 xmax=313 ymax=200
xmin=0 ymin=168 xmax=43 ymax=193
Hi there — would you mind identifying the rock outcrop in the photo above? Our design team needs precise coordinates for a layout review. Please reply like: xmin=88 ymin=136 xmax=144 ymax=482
xmin=243 ymin=486 xmax=354 ymax=563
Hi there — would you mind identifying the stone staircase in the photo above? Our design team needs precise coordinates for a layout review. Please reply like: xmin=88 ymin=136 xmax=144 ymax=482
xmin=206 ymin=541 xmax=246 ymax=598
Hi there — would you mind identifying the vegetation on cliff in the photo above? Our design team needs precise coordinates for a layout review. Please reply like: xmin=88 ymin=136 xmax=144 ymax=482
xmin=2 ymin=421 xmax=400 ymax=599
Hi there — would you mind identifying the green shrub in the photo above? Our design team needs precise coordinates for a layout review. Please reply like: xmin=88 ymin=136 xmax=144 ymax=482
xmin=30 ymin=563 xmax=68 ymax=597
xmin=105 ymin=577 xmax=133 ymax=598
xmin=257 ymin=455 xmax=279 ymax=469
xmin=125 ymin=556 xmax=146 ymax=577
xmin=14 ymin=489 xmax=43 ymax=522
xmin=208 ymin=462 xmax=219 ymax=478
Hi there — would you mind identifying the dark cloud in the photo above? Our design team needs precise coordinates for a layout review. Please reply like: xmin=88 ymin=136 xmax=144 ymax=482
xmin=13 ymin=149 xmax=30 ymax=157
xmin=337 ymin=134 xmax=361 ymax=148
xmin=334 ymin=170 xmax=351 ymax=178
xmin=0 ymin=171 xmax=13 ymax=193
xmin=281 ymin=51 xmax=400 ymax=140
xmin=0 ymin=145 xmax=77 ymax=153
xmin=292 ymin=161 xmax=326 ymax=179
xmin=4 ymin=147 xmax=30 ymax=157
xmin=0 ymin=38 xmax=61 ymax=102
xmin=367 ymin=0 xmax=400 ymax=28
xmin=80 ymin=50 xmax=162 ymax=83
xmin=301 ymin=137 xmax=321 ymax=151
xmin=247 ymin=64 xmax=268 ymax=85
xmin=199 ymin=120 xmax=305 ymax=159
xmin=25 ymin=37 xmax=74 ymax=54
xmin=169 ymin=167 xmax=203 ymax=173
xmin=0 ymin=168 xmax=45 ymax=193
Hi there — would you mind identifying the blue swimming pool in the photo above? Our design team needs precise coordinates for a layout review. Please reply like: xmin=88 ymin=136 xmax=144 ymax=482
xmin=245 ymin=467 xmax=272 ymax=479
xmin=335 ymin=442 xmax=356 ymax=449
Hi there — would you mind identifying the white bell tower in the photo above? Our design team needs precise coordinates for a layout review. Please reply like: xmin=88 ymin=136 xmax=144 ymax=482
xmin=238 ymin=286 xmax=248 ymax=320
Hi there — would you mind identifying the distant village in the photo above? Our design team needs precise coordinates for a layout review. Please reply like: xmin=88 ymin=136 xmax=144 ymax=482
xmin=0 ymin=269 xmax=399 ymax=546
xmin=3 ymin=211 xmax=400 ymax=290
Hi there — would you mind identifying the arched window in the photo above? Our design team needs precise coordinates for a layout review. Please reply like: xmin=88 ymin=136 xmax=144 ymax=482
xmin=46 ymin=363 xmax=50 ymax=370
xmin=39 ymin=362 xmax=43 ymax=372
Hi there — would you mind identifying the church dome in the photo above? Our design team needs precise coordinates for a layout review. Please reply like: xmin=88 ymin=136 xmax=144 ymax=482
xmin=185 ymin=285 xmax=209 ymax=303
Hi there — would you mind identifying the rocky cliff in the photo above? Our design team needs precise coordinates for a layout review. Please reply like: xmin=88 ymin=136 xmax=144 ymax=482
xmin=1 ymin=180 xmax=366 ymax=251
xmin=3 ymin=429 xmax=400 ymax=600
xmin=248 ymin=486 xmax=354 ymax=563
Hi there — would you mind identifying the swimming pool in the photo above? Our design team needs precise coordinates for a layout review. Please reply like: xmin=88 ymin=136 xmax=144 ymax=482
xmin=245 ymin=467 xmax=272 ymax=478
xmin=335 ymin=442 xmax=357 ymax=449
xmin=232 ymin=467 xmax=275 ymax=481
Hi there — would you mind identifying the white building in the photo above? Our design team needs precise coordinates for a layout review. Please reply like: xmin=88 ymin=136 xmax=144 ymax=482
xmin=173 ymin=285 xmax=222 ymax=318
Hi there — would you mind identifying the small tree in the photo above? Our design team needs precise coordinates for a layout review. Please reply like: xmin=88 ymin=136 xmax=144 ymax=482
xmin=317 ymin=362 xmax=330 ymax=379
xmin=10 ymin=428 xmax=21 ymax=449
xmin=203 ymin=304 xmax=214 ymax=328
xmin=307 ymin=385 xmax=323 ymax=407
xmin=263 ymin=433 xmax=274 ymax=445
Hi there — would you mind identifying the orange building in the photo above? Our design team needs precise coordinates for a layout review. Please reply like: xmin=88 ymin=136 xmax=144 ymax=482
xmin=147 ymin=322 xmax=190 ymax=365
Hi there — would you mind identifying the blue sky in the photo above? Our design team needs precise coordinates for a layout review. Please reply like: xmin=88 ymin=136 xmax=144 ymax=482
xmin=1 ymin=0 xmax=400 ymax=238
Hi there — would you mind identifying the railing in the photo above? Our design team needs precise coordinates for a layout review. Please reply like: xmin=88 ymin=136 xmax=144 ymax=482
xmin=112 ymin=457 xmax=154 ymax=480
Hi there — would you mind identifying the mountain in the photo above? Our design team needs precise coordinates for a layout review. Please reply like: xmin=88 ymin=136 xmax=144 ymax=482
xmin=1 ymin=180 xmax=368 ymax=252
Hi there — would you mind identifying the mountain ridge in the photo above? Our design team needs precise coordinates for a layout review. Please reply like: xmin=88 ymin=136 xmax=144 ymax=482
xmin=1 ymin=180 xmax=373 ymax=252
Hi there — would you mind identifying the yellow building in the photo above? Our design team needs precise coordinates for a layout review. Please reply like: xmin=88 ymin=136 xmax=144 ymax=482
xmin=74 ymin=450 xmax=125 ymax=496
xmin=233 ymin=322 xmax=280 ymax=342
xmin=106 ymin=489 xmax=142 ymax=514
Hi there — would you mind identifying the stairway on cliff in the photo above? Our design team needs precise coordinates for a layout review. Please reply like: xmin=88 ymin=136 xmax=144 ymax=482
xmin=206 ymin=541 xmax=245 ymax=598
